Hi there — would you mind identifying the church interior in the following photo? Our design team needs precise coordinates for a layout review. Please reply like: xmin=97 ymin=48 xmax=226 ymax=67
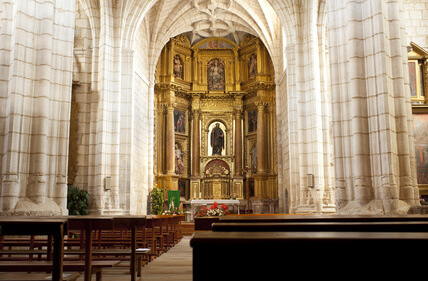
xmin=0 ymin=0 xmax=428 ymax=280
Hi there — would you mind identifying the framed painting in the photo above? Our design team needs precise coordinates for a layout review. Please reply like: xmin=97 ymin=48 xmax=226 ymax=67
xmin=207 ymin=58 xmax=225 ymax=91
xmin=413 ymin=107 xmax=428 ymax=195
xmin=174 ymin=110 xmax=186 ymax=133
xmin=409 ymin=61 xmax=417 ymax=97
xmin=247 ymin=109 xmax=257 ymax=132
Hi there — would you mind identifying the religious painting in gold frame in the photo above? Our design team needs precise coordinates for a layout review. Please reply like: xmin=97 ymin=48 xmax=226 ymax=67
xmin=413 ymin=106 xmax=428 ymax=196
xmin=207 ymin=58 xmax=225 ymax=91
xmin=409 ymin=42 xmax=428 ymax=197
xmin=408 ymin=42 xmax=427 ymax=104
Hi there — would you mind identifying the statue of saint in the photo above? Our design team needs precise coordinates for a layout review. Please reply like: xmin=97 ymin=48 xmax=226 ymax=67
xmin=175 ymin=144 xmax=185 ymax=175
xmin=173 ymin=55 xmax=183 ymax=79
xmin=210 ymin=123 xmax=224 ymax=155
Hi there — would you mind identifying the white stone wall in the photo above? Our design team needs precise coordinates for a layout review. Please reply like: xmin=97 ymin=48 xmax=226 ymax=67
xmin=0 ymin=0 xmax=75 ymax=215
xmin=403 ymin=0 xmax=428 ymax=48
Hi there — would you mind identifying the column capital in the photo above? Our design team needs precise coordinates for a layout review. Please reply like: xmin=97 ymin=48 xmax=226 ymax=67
xmin=162 ymin=102 xmax=177 ymax=110
xmin=233 ymin=108 xmax=243 ymax=119
xmin=255 ymin=101 xmax=268 ymax=109
xmin=191 ymin=109 xmax=201 ymax=119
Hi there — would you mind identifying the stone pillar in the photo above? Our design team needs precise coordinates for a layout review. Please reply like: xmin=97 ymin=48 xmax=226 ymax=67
xmin=327 ymin=0 xmax=419 ymax=214
xmin=0 ymin=0 xmax=75 ymax=215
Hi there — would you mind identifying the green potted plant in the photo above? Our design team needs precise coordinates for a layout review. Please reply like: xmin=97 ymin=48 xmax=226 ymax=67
xmin=150 ymin=187 xmax=164 ymax=215
xmin=67 ymin=185 xmax=89 ymax=215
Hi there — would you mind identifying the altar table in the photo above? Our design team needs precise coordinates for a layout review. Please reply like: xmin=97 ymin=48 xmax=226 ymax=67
xmin=190 ymin=200 xmax=240 ymax=220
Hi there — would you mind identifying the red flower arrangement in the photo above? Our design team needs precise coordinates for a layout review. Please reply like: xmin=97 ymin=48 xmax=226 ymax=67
xmin=196 ymin=202 xmax=230 ymax=217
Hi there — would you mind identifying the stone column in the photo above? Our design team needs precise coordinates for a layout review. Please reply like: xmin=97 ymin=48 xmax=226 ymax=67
xmin=327 ymin=0 xmax=419 ymax=214
xmin=0 ymin=1 xmax=75 ymax=215
xmin=165 ymin=102 xmax=176 ymax=175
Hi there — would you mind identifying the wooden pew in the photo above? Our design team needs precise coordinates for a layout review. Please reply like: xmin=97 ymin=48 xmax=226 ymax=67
xmin=190 ymin=230 xmax=428 ymax=280
xmin=211 ymin=221 xmax=428 ymax=232
xmin=0 ymin=217 xmax=67 ymax=281
xmin=219 ymin=214 xmax=428 ymax=223
xmin=110 ymin=216 xmax=147 ymax=281
xmin=66 ymin=216 xmax=118 ymax=281
xmin=0 ymin=260 xmax=118 ymax=281
xmin=0 ymin=272 xmax=81 ymax=281
xmin=0 ymin=215 xmax=184 ymax=281
xmin=193 ymin=214 xmax=428 ymax=280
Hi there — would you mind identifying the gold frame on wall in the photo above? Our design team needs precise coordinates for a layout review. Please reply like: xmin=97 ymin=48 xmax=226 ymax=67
xmin=412 ymin=105 xmax=428 ymax=196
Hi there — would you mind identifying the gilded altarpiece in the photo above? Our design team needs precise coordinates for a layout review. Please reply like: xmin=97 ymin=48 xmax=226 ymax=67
xmin=154 ymin=34 xmax=278 ymax=213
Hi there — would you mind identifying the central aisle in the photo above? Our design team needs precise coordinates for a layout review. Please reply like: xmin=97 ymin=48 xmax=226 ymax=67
xmin=76 ymin=236 xmax=193 ymax=281
xmin=139 ymin=236 xmax=193 ymax=280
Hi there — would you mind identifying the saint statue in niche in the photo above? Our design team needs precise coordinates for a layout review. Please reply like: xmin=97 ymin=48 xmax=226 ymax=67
xmin=210 ymin=123 xmax=224 ymax=155
xmin=207 ymin=58 xmax=225 ymax=91
xmin=248 ymin=54 xmax=257 ymax=79
xmin=173 ymin=54 xmax=183 ymax=79
xmin=175 ymin=144 xmax=185 ymax=175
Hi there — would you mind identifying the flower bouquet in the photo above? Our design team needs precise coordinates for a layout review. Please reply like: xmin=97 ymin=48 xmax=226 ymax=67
xmin=196 ymin=202 xmax=230 ymax=217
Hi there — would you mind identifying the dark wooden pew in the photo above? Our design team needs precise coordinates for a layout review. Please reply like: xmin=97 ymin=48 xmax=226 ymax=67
xmin=219 ymin=214 xmax=428 ymax=223
xmin=0 ymin=260 xmax=118 ymax=281
xmin=211 ymin=221 xmax=428 ymax=232
xmin=0 ymin=272 xmax=81 ymax=281
xmin=0 ymin=215 xmax=184 ymax=281
xmin=0 ymin=217 xmax=68 ymax=281
xmin=190 ymin=230 xmax=428 ymax=280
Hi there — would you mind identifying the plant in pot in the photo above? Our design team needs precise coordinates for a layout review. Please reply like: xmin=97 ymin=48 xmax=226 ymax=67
xmin=67 ymin=185 xmax=89 ymax=215
xmin=150 ymin=187 xmax=164 ymax=215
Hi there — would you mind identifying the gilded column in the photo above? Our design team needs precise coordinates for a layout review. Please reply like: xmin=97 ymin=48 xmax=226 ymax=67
xmin=234 ymin=109 xmax=243 ymax=176
xmin=256 ymin=101 xmax=267 ymax=174
xmin=165 ymin=102 xmax=176 ymax=175
xmin=192 ymin=109 xmax=201 ymax=176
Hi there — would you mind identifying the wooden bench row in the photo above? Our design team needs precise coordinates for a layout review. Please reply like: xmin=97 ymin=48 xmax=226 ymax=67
xmin=190 ymin=214 xmax=428 ymax=280
xmin=0 ymin=215 xmax=184 ymax=281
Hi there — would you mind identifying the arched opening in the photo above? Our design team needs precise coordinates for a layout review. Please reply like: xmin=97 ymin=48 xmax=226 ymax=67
xmin=150 ymin=33 xmax=277 ymax=213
